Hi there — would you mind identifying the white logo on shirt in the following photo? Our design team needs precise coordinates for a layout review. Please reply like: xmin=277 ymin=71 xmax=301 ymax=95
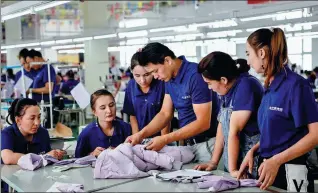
xmin=269 ymin=106 xmax=283 ymax=112
xmin=182 ymin=95 xmax=191 ymax=99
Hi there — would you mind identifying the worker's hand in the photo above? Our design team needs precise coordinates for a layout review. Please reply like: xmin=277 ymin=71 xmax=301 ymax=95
xmin=145 ymin=136 xmax=167 ymax=151
xmin=55 ymin=149 xmax=65 ymax=160
xmin=47 ymin=150 xmax=59 ymax=159
xmin=257 ymin=157 xmax=281 ymax=190
xmin=125 ymin=132 xmax=144 ymax=146
xmin=237 ymin=149 xmax=255 ymax=180
xmin=193 ymin=162 xmax=217 ymax=171
xmin=90 ymin=147 xmax=105 ymax=157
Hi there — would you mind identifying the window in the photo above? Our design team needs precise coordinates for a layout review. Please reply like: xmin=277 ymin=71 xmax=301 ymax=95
xmin=303 ymin=38 xmax=312 ymax=52
xmin=287 ymin=37 xmax=302 ymax=54
xmin=302 ymin=54 xmax=312 ymax=70
xmin=289 ymin=54 xmax=302 ymax=67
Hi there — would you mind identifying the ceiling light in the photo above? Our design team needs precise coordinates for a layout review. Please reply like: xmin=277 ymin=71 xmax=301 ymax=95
xmin=150 ymin=36 xmax=175 ymax=41
xmin=15 ymin=42 xmax=40 ymax=48
xmin=73 ymin=37 xmax=93 ymax=42
xmin=56 ymin=39 xmax=73 ymax=44
xmin=34 ymin=1 xmax=71 ymax=12
xmin=1 ymin=50 xmax=7 ymax=54
xmin=118 ymin=30 xmax=148 ymax=38
xmin=2 ymin=9 xmax=32 ymax=22
xmin=93 ymin=34 xmax=117 ymax=39
xmin=58 ymin=49 xmax=85 ymax=54
xmin=119 ymin=19 xmax=148 ymax=28
xmin=52 ymin=45 xmax=76 ymax=50
xmin=40 ymin=41 xmax=55 ymax=45
xmin=126 ymin=38 xmax=149 ymax=45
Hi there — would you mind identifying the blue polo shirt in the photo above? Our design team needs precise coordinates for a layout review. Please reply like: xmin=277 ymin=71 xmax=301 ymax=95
xmin=15 ymin=68 xmax=38 ymax=88
xmin=60 ymin=79 xmax=79 ymax=95
xmin=258 ymin=66 xmax=318 ymax=158
xmin=165 ymin=56 xmax=220 ymax=140
xmin=32 ymin=65 xmax=56 ymax=102
xmin=75 ymin=119 xmax=132 ymax=158
xmin=220 ymin=72 xmax=263 ymax=136
xmin=123 ymin=78 xmax=165 ymax=137
xmin=1 ymin=123 xmax=51 ymax=163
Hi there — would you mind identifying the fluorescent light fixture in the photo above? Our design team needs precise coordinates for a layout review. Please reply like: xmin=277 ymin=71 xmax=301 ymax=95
xmin=34 ymin=47 xmax=41 ymax=51
xmin=149 ymin=26 xmax=177 ymax=33
xmin=189 ymin=19 xmax=237 ymax=29
xmin=2 ymin=9 xmax=32 ymax=21
xmin=93 ymin=34 xmax=117 ymax=39
xmin=150 ymin=36 xmax=175 ymax=41
xmin=52 ymin=45 xmax=76 ymax=50
xmin=58 ymin=49 xmax=85 ymax=54
xmin=230 ymin=37 xmax=248 ymax=43
xmin=75 ymin=44 xmax=84 ymax=48
xmin=294 ymin=32 xmax=318 ymax=37
xmin=119 ymin=19 xmax=148 ymax=28
xmin=240 ymin=15 xmax=274 ymax=22
xmin=56 ymin=39 xmax=73 ymax=44
xmin=1 ymin=50 xmax=7 ymax=54
xmin=207 ymin=30 xmax=242 ymax=38
xmin=126 ymin=38 xmax=149 ymax=45
xmin=15 ymin=42 xmax=40 ymax=48
xmin=149 ymin=25 xmax=197 ymax=33
xmin=108 ymin=47 xmax=120 ymax=52
xmin=40 ymin=41 xmax=55 ymax=45
xmin=2 ymin=45 xmax=16 ymax=49
xmin=73 ymin=37 xmax=93 ymax=42
xmin=173 ymin=33 xmax=204 ymax=41
xmin=34 ymin=1 xmax=71 ymax=12
xmin=118 ymin=30 xmax=148 ymax=38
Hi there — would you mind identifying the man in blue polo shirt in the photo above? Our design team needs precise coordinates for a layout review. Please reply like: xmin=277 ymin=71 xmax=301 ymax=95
xmin=126 ymin=42 xmax=220 ymax=162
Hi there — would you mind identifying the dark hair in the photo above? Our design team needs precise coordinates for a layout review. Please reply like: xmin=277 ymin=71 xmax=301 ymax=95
xmin=313 ymin=67 xmax=318 ymax=73
xmin=198 ymin=52 xmax=250 ymax=81
xmin=247 ymin=28 xmax=288 ymax=88
xmin=6 ymin=98 xmax=38 ymax=125
xmin=90 ymin=89 xmax=115 ymax=110
xmin=25 ymin=49 xmax=37 ymax=59
xmin=130 ymin=52 xmax=141 ymax=70
xmin=6 ymin=69 xmax=15 ymax=80
xmin=66 ymin=70 xmax=75 ymax=79
xmin=18 ymin=48 xmax=29 ymax=60
xmin=138 ymin=42 xmax=176 ymax=66
xmin=34 ymin=50 xmax=43 ymax=58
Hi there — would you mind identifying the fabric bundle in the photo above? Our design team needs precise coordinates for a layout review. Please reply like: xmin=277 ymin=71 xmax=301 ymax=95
xmin=94 ymin=143 xmax=194 ymax=179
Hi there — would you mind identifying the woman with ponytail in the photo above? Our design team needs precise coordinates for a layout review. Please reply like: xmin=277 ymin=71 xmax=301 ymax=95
xmin=1 ymin=98 xmax=65 ymax=165
xmin=238 ymin=28 xmax=318 ymax=191
xmin=194 ymin=51 xmax=264 ymax=179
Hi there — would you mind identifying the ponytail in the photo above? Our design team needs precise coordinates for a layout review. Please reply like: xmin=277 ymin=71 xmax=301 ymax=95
xmin=6 ymin=98 xmax=38 ymax=125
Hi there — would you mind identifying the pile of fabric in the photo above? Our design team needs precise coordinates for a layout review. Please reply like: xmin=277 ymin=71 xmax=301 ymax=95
xmin=94 ymin=143 xmax=195 ymax=179
xmin=17 ymin=153 xmax=96 ymax=171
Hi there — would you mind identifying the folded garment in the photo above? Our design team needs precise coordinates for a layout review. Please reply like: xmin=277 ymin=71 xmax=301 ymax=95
xmin=197 ymin=175 xmax=260 ymax=192
xmin=94 ymin=143 xmax=194 ymax=179
xmin=56 ymin=183 xmax=84 ymax=192
xmin=46 ymin=182 xmax=84 ymax=192
xmin=18 ymin=154 xmax=59 ymax=171
xmin=53 ymin=155 xmax=96 ymax=166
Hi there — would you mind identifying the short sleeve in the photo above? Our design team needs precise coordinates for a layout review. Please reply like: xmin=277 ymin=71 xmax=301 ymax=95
xmin=75 ymin=132 xmax=89 ymax=158
xmin=43 ymin=66 xmax=56 ymax=85
xmin=122 ymin=82 xmax=135 ymax=116
xmin=291 ymin=82 xmax=318 ymax=128
xmin=189 ymin=73 xmax=212 ymax=104
xmin=233 ymin=79 xmax=263 ymax=111
xmin=1 ymin=131 xmax=14 ymax=151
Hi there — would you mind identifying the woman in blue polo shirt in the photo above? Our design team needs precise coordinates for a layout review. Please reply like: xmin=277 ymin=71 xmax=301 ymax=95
xmin=123 ymin=52 xmax=169 ymax=140
xmin=75 ymin=89 xmax=132 ymax=158
xmin=194 ymin=53 xmax=263 ymax=179
xmin=1 ymin=98 xmax=64 ymax=164
xmin=238 ymin=28 xmax=318 ymax=191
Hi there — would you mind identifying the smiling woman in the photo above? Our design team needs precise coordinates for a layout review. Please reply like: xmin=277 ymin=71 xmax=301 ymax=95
xmin=75 ymin=89 xmax=132 ymax=158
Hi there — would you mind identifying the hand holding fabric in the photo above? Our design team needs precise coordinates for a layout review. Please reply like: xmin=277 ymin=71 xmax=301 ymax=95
xmin=125 ymin=132 xmax=143 ymax=146
xmin=90 ymin=147 xmax=105 ymax=157
xmin=237 ymin=149 xmax=254 ymax=179
xmin=47 ymin=150 xmax=60 ymax=160
xmin=145 ymin=136 xmax=167 ymax=151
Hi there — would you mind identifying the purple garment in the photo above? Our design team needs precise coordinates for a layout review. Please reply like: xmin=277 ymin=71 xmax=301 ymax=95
xmin=17 ymin=154 xmax=58 ymax=171
xmin=197 ymin=175 xmax=260 ymax=192
xmin=53 ymin=155 xmax=96 ymax=166
xmin=94 ymin=143 xmax=194 ymax=179
xmin=56 ymin=183 xmax=84 ymax=192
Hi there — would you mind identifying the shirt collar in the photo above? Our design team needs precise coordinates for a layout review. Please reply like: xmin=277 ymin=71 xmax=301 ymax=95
xmin=171 ymin=55 xmax=188 ymax=84
xmin=96 ymin=120 xmax=119 ymax=141
xmin=268 ymin=65 xmax=289 ymax=91
xmin=12 ymin=123 xmax=42 ymax=144
xmin=221 ymin=73 xmax=247 ymax=103
xmin=133 ymin=79 xmax=159 ymax=97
